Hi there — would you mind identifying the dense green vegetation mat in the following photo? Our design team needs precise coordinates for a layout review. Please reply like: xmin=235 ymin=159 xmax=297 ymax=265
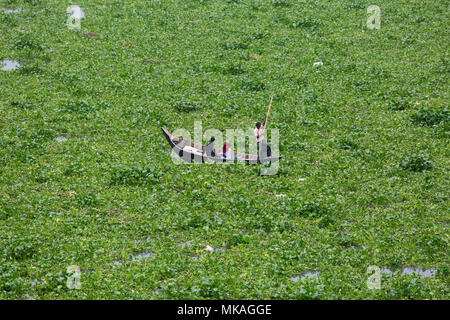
xmin=0 ymin=0 xmax=448 ymax=299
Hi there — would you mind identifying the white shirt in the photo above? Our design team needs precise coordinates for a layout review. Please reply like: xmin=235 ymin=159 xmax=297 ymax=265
xmin=254 ymin=128 xmax=264 ymax=142
xmin=224 ymin=149 xmax=234 ymax=159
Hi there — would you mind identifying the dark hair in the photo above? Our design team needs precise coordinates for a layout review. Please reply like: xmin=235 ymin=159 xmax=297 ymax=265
xmin=210 ymin=137 xmax=215 ymax=142
xmin=255 ymin=122 xmax=261 ymax=128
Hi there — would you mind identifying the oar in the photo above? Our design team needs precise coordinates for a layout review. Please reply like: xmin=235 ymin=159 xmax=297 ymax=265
xmin=263 ymin=94 xmax=274 ymax=133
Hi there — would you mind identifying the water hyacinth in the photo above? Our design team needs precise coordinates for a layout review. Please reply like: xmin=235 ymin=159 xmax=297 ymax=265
xmin=0 ymin=0 xmax=447 ymax=300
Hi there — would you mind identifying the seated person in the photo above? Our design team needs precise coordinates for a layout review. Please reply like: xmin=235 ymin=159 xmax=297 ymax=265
xmin=221 ymin=142 xmax=236 ymax=159
xmin=204 ymin=137 xmax=216 ymax=157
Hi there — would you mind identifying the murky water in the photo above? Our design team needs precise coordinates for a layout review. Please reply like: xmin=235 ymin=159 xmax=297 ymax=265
xmin=131 ymin=251 xmax=153 ymax=261
xmin=1 ymin=60 xmax=21 ymax=71
xmin=112 ymin=251 xmax=154 ymax=264
xmin=133 ymin=238 xmax=153 ymax=244
xmin=181 ymin=241 xmax=192 ymax=249
xmin=344 ymin=245 xmax=364 ymax=250
xmin=381 ymin=267 xmax=437 ymax=278
xmin=290 ymin=271 xmax=321 ymax=282
xmin=380 ymin=268 xmax=393 ymax=275
xmin=289 ymin=267 xmax=437 ymax=283
xmin=214 ymin=214 xmax=223 ymax=224
xmin=1 ymin=8 xmax=21 ymax=13
xmin=82 ymin=268 xmax=94 ymax=274
xmin=67 ymin=6 xmax=84 ymax=19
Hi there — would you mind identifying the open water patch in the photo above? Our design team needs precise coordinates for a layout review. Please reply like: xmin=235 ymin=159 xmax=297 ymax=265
xmin=381 ymin=267 xmax=437 ymax=278
xmin=1 ymin=60 xmax=21 ymax=71
xmin=1 ymin=8 xmax=21 ymax=13
xmin=131 ymin=251 xmax=154 ymax=261
xmin=290 ymin=271 xmax=322 ymax=282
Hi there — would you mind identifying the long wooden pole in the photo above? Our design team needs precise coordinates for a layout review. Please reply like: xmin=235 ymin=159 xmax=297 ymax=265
xmin=263 ymin=94 xmax=274 ymax=133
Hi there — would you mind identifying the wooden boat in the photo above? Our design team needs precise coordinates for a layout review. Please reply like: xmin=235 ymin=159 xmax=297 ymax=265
xmin=161 ymin=128 xmax=280 ymax=164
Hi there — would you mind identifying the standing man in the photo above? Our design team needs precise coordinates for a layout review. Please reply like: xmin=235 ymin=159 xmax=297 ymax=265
xmin=254 ymin=121 xmax=271 ymax=158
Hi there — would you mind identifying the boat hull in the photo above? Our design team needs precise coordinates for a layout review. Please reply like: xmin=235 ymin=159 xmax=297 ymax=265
xmin=161 ymin=128 xmax=280 ymax=164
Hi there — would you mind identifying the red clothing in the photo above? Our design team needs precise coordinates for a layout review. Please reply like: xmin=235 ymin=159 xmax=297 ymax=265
xmin=223 ymin=142 xmax=230 ymax=154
